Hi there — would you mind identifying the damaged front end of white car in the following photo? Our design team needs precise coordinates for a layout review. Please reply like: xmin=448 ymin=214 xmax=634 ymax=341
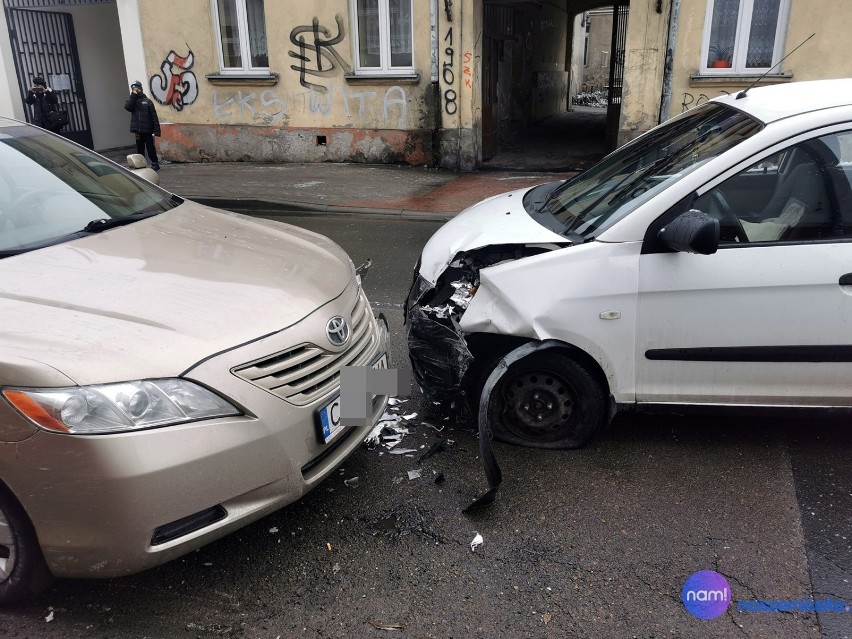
xmin=403 ymin=182 xmax=611 ymax=451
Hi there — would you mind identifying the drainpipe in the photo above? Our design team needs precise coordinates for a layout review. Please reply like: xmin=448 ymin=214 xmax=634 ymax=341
xmin=430 ymin=0 xmax=439 ymax=83
xmin=658 ymin=0 xmax=681 ymax=123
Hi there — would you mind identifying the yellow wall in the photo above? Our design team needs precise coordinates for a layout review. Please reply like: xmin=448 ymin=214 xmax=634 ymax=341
xmin=138 ymin=0 xmax=465 ymax=165
xmin=139 ymin=0 xmax=433 ymax=130
xmin=618 ymin=0 xmax=670 ymax=144
xmin=668 ymin=0 xmax=852 ymax=118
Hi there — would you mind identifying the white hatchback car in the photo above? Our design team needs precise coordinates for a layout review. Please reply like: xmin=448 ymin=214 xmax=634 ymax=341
xmin=407 ymin=79 xmax=852 ymax=449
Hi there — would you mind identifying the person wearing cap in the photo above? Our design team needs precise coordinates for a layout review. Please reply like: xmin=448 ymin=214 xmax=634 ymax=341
xmin=125 ymin=80 xmax=161 ymax=171
xmin=25 ymin=77 xmax=62 ymax=133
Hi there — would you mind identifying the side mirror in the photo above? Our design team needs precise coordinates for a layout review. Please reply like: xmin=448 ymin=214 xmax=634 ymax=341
xmin=657 ymin=209 xmax=719 ymax=255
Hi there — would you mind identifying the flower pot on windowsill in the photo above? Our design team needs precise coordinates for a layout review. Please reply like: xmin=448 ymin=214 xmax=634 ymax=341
xmin=710 ymin=59 xmax=732 ymax=69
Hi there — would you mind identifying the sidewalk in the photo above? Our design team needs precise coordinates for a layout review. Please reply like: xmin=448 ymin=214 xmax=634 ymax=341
xmin=153 ymin=161 xmax=579 ymax=219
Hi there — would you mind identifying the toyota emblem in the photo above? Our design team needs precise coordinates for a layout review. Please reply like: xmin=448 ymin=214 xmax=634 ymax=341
xmin=326 ymin=316 xmax=350 ymax=347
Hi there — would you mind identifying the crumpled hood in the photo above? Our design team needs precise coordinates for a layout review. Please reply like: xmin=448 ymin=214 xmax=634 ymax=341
xmin=0 ymin=202 xmax=353 ymax=386
xmin=419 ymin=187 xmax=567 ymax=283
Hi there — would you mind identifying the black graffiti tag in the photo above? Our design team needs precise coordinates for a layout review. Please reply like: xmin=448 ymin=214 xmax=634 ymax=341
xmin=289 ymin=15 xmax=352 ymax=94
xmin=682 ymin=90 xmax=730 ymax=112
xmin=443 ymin=27 xmax=457 ymax=114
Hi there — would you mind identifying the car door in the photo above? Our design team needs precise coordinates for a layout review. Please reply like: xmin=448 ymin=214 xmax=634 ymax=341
xmin=635 ymin=128 xmax=852 ymax=406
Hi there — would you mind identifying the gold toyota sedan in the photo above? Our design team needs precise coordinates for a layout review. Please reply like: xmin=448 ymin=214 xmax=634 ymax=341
xmin=0 ymin=118 xmax=389 ymax=603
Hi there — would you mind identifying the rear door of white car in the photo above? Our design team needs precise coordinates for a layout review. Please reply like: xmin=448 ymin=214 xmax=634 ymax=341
xmin=635 ymin=128 xmax=852 ymax=406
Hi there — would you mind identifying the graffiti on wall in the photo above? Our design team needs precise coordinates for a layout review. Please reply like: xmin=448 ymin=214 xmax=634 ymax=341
xmin=213 ymin=89 xmax=286 ymax=123
xmin=442 ymin=27 xmax=457 ymax=115
xmin=289 ymin=15 xmax=352 ymax=94
xmin=212 ymin=86 xmax=409 ymax=128
xmin=463 ymin=51 xmax=473 ymax=89
xmin=681 ymin=90 xmax=731 ymax=112
xmin=150 ymin=48 xmax=198 ymax=111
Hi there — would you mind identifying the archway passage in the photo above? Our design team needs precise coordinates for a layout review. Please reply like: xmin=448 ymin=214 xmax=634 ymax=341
xmin=481 ymin=0 xmax=629 ymax=171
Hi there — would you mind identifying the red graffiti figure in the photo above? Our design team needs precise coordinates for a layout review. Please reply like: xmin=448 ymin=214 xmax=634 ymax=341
xmin=150 ymin=49 xmax=198 ymax=111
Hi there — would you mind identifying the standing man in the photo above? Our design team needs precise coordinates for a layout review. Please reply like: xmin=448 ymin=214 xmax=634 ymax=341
xmin=25 ymin=76 xmax=62 ymax=133
xmin=125 ymin=80 xmax=161 ymax=171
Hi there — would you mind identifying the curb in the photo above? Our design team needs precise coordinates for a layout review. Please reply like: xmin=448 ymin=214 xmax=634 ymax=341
xmin=188 ymin=197 xmax=458 ymax=221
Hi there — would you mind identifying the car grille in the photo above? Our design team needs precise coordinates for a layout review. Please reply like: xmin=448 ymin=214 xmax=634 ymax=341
xmin=232 ymin=290 xmax=380 ymax=406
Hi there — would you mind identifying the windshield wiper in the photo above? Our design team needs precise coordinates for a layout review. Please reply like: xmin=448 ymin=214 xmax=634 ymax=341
xmin=81 ymin=211 xmax=161 ymax=234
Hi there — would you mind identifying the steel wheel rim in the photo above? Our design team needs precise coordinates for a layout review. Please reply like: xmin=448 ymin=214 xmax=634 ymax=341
xmin=0 ymin=508 xmax=17 ymax=582
xmin=499 ymin=369 xmax=579 ymax=441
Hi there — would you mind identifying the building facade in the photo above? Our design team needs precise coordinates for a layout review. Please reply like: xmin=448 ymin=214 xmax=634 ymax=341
xmin=1 ymin=0 xmax=850 ymax=170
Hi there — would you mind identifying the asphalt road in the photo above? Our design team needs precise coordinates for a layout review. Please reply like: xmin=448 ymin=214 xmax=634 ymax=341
xmin=1 ymin=212 xmax=850 ymax=639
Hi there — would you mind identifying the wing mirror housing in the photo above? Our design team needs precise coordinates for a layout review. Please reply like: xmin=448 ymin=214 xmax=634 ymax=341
xmin=658 ymin=209 xmax=719 ymax=255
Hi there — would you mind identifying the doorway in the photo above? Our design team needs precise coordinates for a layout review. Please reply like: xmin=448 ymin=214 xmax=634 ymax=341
xmin=5 ymin=6 xmax=93 ymax=148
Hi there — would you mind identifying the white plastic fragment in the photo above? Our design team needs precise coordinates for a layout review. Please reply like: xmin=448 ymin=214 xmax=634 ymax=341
xmin=401 ymin=413 xmax=418 ymax=420
xmin=45 ymin=611 xmax=54 ymax=623
xmin=344 ymin=477 xmax=360 ymax=488
xmin=470 ymin=533 xmax=484 ymax=552
xmin=269 ymin=527 xmax=279 ymax=534
xmin=388 ymin=398 xmax=407 ymax=406
xmin=390 ymin=448 xmax=418 ymax=455
xmin=420 ymin=304 xmax=453 ymax=318
xmin=450 ymin=280 xmax=475 ymax=309
xmin=408 ymin=469 xmax=422 ymax=480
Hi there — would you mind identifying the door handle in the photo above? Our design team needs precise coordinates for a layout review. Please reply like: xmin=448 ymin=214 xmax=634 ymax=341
xmin=840 ymin=273 xmax=852 ymax=286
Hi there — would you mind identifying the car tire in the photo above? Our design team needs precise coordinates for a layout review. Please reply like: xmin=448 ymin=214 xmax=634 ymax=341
xmin=481 ymin=350 xmax=606 ymax=450
xmin=0 ymin=483 xmax=53 ymax=605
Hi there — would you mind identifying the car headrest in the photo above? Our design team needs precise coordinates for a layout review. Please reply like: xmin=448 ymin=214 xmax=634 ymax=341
xmin=126 ymin=154 xmax=148 ymax=169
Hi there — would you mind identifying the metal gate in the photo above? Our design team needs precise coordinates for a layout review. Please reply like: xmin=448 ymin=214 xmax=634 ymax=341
xmin=5 ymin=6 xmax=93 ymax=148
xmin=605 ymin=0 xmax=629 ymax=150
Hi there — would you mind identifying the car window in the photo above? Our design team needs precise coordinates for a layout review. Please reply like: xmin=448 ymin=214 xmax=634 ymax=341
xmin=694 ymin=131 xmax=852 ymax=244
xmin=536 ymin=103 xmax=762 ymax=239
xmin=0 ymin=124 xmax=177 ymax=255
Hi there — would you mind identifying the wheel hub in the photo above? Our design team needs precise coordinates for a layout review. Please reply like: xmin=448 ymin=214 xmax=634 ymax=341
xmin=0 ymin=509 xmax=18 ymax=582
xmin=501 ymin=371 xmax=576 ymax=438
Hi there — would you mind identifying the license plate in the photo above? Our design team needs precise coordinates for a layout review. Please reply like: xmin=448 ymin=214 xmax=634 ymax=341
xmin=317 ymin=353 xmax=388 ymax=444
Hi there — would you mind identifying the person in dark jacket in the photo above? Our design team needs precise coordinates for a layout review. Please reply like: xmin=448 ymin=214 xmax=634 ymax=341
xmin=25 ymin=77 xmax=62 ymax=133
xmin=125 ymin=80 xmax=161 ymax=170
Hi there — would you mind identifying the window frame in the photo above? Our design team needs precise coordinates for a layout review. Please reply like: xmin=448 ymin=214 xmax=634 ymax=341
xmin=348 ymin=0 xmax=415 ymax=76
xmin=692 ymin=126 xmax=852 ymax=248
xmin=211 ymin=0 xmax=269 ymax=75
xmin=699 ymin=0 xmax=791 ymax=76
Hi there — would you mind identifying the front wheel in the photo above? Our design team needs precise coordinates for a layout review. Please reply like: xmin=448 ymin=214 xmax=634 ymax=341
xmin=0 ymin=484 xmax=53 ymax=605
xmin=484 ymin=351 xmax=607 ymax=449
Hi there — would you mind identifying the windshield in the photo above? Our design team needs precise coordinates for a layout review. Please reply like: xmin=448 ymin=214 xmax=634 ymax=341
xmin=0 ymin=124 xmax=179 ymax=256
xmin=536 ymin=103 xmax=762 ymax=239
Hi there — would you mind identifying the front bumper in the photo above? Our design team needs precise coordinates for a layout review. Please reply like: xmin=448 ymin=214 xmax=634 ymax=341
xmin=1 ymin=286 xmax=389 ymax=579
xmin=405 ymin=273 xmax=473 ymax=405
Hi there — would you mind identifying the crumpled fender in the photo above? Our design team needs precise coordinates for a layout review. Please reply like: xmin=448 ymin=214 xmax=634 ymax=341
xmin=458 ymin=241 xmax=642 ymax=404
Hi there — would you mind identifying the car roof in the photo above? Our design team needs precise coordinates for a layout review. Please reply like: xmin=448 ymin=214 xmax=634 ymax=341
xmin=712 ymin=78 xmax=852 ymax=124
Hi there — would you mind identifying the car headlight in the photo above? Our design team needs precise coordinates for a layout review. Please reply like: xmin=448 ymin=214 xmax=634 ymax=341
xmin=2 ymin=379 xmax=241 ymax=435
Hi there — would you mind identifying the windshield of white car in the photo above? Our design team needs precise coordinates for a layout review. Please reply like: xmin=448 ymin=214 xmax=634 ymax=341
xmin=0 ymin=125 xmax=180 ymax=256
xmin=539 ymin=104 xmax=762 ymax=239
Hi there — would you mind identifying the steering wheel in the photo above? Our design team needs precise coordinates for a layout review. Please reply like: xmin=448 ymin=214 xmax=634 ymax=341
xmin=710 ymin=190 xmax=749 ymax=243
